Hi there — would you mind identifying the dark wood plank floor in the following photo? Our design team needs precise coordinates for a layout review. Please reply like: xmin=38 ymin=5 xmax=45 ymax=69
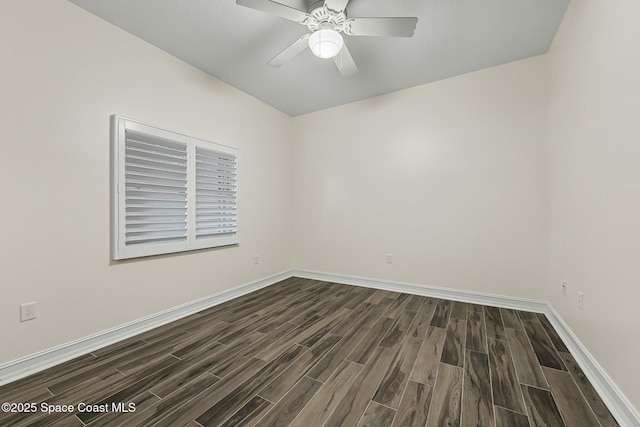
xmin=0 ymin=277 xmax=619 ymax=426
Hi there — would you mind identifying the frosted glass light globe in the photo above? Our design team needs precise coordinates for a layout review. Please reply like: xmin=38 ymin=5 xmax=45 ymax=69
xmin=308 ymin=29 xmax=344 ymax=59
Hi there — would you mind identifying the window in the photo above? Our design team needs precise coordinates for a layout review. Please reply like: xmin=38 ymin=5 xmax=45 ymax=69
xmin=112 ymin=115 xmax=238 ymax=260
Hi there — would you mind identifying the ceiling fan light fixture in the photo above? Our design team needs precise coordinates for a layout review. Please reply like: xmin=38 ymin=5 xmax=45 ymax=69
xmin=308 ymin=28 xmax=344 ymax=59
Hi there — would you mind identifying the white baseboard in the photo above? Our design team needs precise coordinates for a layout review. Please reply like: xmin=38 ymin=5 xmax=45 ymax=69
xmin=543 ymin=305 xmax=640 ymax=427
xmin=0 ymin=270 xmax=291 ymax=386
xmin=292 ymin=269 xmax=640 ymax=427
xmin=291 ymin=269 xmax=548 ymax=312
xmin=2 ymin=268 xmax=638 ymax=426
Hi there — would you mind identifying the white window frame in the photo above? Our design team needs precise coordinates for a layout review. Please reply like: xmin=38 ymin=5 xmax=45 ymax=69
xmin=111 ymin=115 xmax=239 ymax=260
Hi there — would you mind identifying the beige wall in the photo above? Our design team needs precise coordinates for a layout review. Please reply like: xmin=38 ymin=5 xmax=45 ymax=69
xmin=291 ymin=56 xmax=550 ymax=300
xmin=546 ymin=0 xmax=640 ymax=408
xmin=0 ymin=0 xmax=293 ymax=365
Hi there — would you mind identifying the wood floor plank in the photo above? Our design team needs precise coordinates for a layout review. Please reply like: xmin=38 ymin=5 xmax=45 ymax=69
xmin=325 ymin=347 xmax=397 ymax=427
xmin=392 ymin=380 xmax=433 ymax=427
xmin=430 ymin=299 xmax=451 ymax=328
xmin=521 ymin=318 xmax=566 ymax=371
xmin=285 ymin=301 xmax=328 ymax=325
xmin=465 ymin=308 xmax=487 ymax=353
xmin=379 ymin=290 xmax=403 ymax=300
xmin=298 ymin=310 xmax=348 ymax=347
xmin=347 ymin=316 xmax=395 ymax=364
xmin=500 ymin=308 xmax=524 ymax=330
xmin=426 ymin=363 xmax=463 ymax=427
xmin=220 ymin=396 xmax=272 ymax=427
xmin=461 ymin=350 xmax=493 ymax=427
xmin=134 ymin=315 xmax=204 ymax=343
xmin=52 ymin=415 xmax=85 ymax=427
xmin=536 ymin=314 xmax=570 ymax=353
xmin=441 ymin=317 xmax=466 ymax=367
xmin=332 ymin=303 xmax=374 ymax=336
xmin=7 ymin=354 xmax=178 ymax=427
xmin=117 ymin=348 xmax=182 ymax=376
xmin=310 ymin=296 xmax=351 ymax=320
xmin=119 ymin=372 xmax=219 ymax=426
xmin=505 ymin=328 xmax=549 ymax=389
xmin=494 ymin=406 xmax=530 ymax=427
xmin=450 ymin=301 xmax=469 ymax=320
xmin=410 ymin=326 xmax=447 ymax=385
xmin=365 ymin=289 xmax=389 ymax=304
xmin=407 ymin=297 xmax=438 ymax=339
xmin=170 ymin=329 xmax=226 ymax=360
xmin=373 ymin=337 xmax=422 ymax=409
xmin=405 ymin=295 xmax=426 ymax=312
xmin=212 ymin=324 xmax=298 ymax=377
xmin=47 ymin=328 xmax=188 ymax=395
xmin=289 ymin=362 xmax=363 ymax=427
xmin=195 ymin=345 xmax=306 ymax=426
xmin=357 ymin=402 xmax=396 ymax=427
xmin=343 ymin=288 xmax=377 ymax=310
xmin=2 ymin=371 xmax=125 ymax=426
xmin=521 ymin=384 xmax=566 ymax=427
xmin=385 ymin=293 xmax=413 ymax=319
xmin=258 ymin=334 xmax=340 ymax=402
xmin=469 ymin=304 xmax=484 ymax=313
xmin=91 ymin=339 xmax=148 ymax=360
xmin=150 ymin=357 xmax=268 ymax=426
xmin=85 ymin=390 xmax=160 ymax=427
xmin=0 ymin=386 xmax=52 ymax=414
xmin=255 ymin=309 xmax=300 ymax=334
xmin=517 ymin=310 xmax=538 ymax=321
xmin=487 ymin=338 xmax=525 ymax=413
xmin=558 ymin=352 xmax=619 ymax=426
xmin=484 ymin=306 xmax=507 ymax=340
xmin=76 ymin=356 xmax=182 ymax=424
xmin=224 ymin=291 xmax=306 ymax=325
xmin=255 ymin=376 xmax=323 ymax=427
xmin=379 ymin=311 xmax=417 ymax=349
xmin=543 ymin=367 xmax=601 ymax=427
xmin=254 ymin=320 xmax=318 ymax=362
xmin=216 ymin=316 xmax=275 ymax=346
xmin=358 ymin=304 xmax=388 ymax=328
xmin=307 ymin=323 xmax=370 ymax=382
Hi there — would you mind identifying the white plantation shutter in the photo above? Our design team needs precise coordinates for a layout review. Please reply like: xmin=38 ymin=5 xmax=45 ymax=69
xmin=125 ymin=131 xmax=188 ymax=245
xmin=195 ymin=147 xmax=237 ymax=236
xmin=113 ymin=116 xmax=238 ymax=259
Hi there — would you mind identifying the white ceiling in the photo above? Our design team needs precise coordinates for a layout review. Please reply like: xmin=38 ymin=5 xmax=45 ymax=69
xmin=68 ymin=0 xmax=569 ymax=116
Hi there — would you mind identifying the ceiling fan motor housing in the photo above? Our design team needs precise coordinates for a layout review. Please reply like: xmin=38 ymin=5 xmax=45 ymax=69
xmin=306 ymin=4 xmax=347 ymax=32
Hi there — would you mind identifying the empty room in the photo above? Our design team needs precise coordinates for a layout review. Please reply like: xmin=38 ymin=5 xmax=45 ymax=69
xmin=1 ymin=0 xmax=638 ymax=426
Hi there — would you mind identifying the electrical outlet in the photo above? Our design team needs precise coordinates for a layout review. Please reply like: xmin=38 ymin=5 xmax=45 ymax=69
xmin=253 ymin=255 xmax=260 ymax=265
xmin=561 ymin=280 xmax=567 ymax=295
xmin=20 ymin=302 xmax=37 ymax=322
xmin=578 ymin=291 xmax=584 ymax=311
xmin=386 ymin=254 xmax=393 ymax=264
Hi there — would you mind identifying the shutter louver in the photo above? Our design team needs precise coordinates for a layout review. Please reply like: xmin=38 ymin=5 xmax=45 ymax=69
xmin=124 ymin=131 xmax=188 ymax=246
xmin=195 ymin=147 xmax=237 ymax=239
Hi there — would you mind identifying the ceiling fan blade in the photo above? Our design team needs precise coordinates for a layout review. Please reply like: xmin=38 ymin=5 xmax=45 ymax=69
xmin=324 ymin=0 xmax=350 ymax=13
xmin=344 ymin=17 xmax=418 ymax=37
xmin=236 ymin=0 xmax=309 ymax=23
xmin=267 ymin=34 xmax=311 ymax=67
xmin=333 ymin=43 xmax=358 ymax=77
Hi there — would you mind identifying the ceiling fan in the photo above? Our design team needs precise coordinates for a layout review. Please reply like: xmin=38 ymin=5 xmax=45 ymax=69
xmin=236 ymin=0 xmax=418 ymax=77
